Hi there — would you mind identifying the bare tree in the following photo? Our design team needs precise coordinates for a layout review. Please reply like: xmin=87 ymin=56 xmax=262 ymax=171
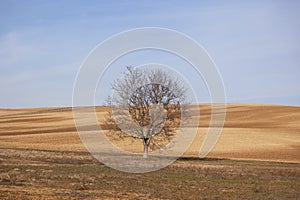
xmin=104 ymin=66 xmax=187 ymax=158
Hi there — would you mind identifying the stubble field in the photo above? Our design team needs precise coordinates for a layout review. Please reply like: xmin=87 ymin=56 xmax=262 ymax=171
xmin=0 ymin=104 xmax=299 ymax=199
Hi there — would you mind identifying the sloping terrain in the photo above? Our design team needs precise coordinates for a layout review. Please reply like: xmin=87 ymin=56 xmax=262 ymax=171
xmin=0 ymin=104 xmax=299 ymax=163
xmin=0 ymin=104 xmax=300 ymax=199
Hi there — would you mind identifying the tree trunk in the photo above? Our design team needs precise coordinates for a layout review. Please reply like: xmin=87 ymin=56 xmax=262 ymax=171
xmin=143 ymin=138 xmax=149 ymax=158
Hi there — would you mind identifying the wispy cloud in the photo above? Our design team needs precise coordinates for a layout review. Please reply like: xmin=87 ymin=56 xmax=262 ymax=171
xmin=0 ymin=30 xmax=40 ymax=66
xmin=0 ymin=0 xmax=299 ymax=107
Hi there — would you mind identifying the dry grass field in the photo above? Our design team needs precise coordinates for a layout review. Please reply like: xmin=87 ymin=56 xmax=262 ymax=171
xmin=0 ymin=104 xmax=299 ymax=199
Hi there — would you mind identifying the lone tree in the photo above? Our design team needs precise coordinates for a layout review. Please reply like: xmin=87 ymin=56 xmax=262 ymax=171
xmin=105 ymin=66 xmax=187 ymax=158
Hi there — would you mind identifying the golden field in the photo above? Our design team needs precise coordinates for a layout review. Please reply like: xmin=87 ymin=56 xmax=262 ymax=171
xmin=0 ymin=104 xmax=299 ymax=199
xmin=1 ymin=104 xmax=299 ymax=163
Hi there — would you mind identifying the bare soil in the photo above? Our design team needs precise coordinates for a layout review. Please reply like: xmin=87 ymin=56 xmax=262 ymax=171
xmin=0 ymin=104 xmax=299 ymax=199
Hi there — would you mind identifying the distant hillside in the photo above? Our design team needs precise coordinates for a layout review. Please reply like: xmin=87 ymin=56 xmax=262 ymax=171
xmin=0 ymin=104 xmax=299 ymax=163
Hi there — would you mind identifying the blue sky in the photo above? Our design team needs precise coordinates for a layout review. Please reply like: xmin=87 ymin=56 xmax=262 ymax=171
xmin=0 ymin=0 xmax=299 ymax=108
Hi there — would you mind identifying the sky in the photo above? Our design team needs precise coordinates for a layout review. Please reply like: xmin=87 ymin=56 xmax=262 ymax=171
xmin=0 ymin=0 xmax=299 ymax=108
